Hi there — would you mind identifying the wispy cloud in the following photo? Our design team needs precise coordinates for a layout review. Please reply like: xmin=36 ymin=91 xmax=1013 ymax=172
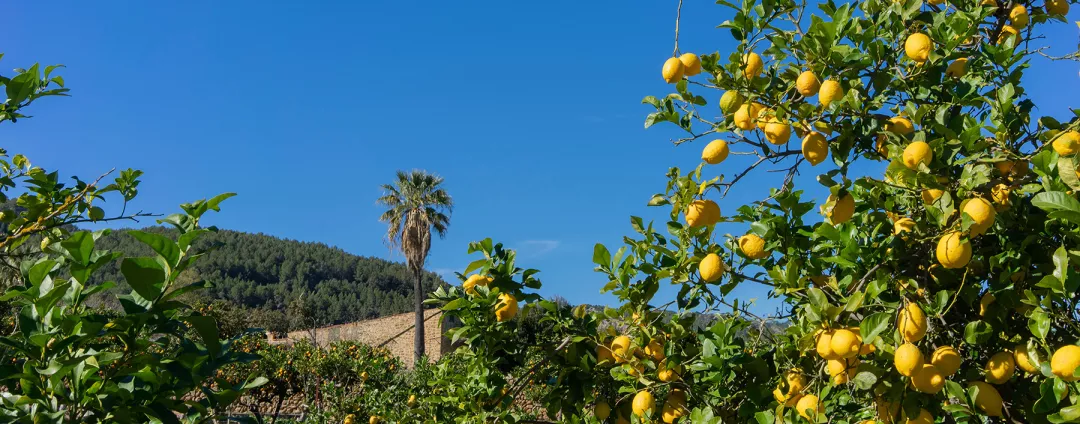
xmin=516 ymin=240 xmax=560 ymax=258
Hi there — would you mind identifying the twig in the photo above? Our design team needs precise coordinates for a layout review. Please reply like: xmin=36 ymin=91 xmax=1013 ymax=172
xmin=672 ymin=0 xmax=683 ymax=57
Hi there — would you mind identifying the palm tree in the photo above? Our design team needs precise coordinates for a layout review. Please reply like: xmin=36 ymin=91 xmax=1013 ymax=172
xmin=377 ymin=170 xmax=453 ymax=364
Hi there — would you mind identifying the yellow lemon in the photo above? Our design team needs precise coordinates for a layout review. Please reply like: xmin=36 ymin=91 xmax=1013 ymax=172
xmin=1053 ymin=130 xmax=1080 ymax=156
xmin=702 ymin=139 xmax=730 ymax=164
xmin=344 ymin=414 xmax=356 ymax=424
xmin=644 ymin=339 xmax=665 ymax=361
xmin=658 ymin=362 xmax=683 ymax=382
xmin=407 ymin=394 xmax=417 ymax=407
xmin=904 ymin=408 xmax=933 ymax=424
xmin=886 ymin=117 xmax=915 ymax=135
xmin=495 ymin=293 xmax=518 ymax=322
xmin=595 ymin=402 xmax=611 ymax=420
xmin=802 ymin=132 xmax=829 ymax=166
xmin=734 ymin=104 xmax=755 ymax=130
xmin=678 ymin=53 xmax=701 ymax=76
xmin=685 ymin=199 xmax=720 ymax=228
xmin=463 ymin=274 xmax=492 ymax=295
xmin=816 ymin=329 xmax=839 ymax=359
xmin=742 ymin=52 xmax=764 ymax=79
xmin=997 ymin=25 xmax=1020 ymax=46
xmin=931 ymin=346 xmax=962 ymax=376
xmin=825 ymin=192 xmax=855 ymax=224
xmin=818 ymin=80 xmax=843 ymax=107
xmin=827 ymin=358 xmax=859 ymax=384
xmin=936 ymin=231 xmax=972 ymax=269
xmin=784 ymin=370 xmax=807 ymax=394
xmin=1046 ymin=0 xmax=1070 ymax=15
xmin=632 ymin=390 xmax=655 ymax=418
xmin=765 ymin=120 xmax=792 ymax=145
xmin=662 ymin=57 xmax=685 ymax=83
xmin=945 ymin=57 xmax=968 ymax=77
xmin=1051 ymin=345 xmax=1080 ymax=382
xmin=894 ymin=218 xmax=916 ymax=235
xmin=369 ymin=416 xmax=379 ymax=424
xmin=904 ymin=33 xmax=932 ymax=63
xmin=970 ymin=381 xmax=1003 ymax=417
xmin=921 ymin=188 xmax=944 ymax=204
xmin=898 ymin=303 xmax=928 ymax=342
xmin=597 ymin=343 xmax=615 ymax=366
xmin=773 ymin=387 xmax=801 ymax=406
xmin=795 ymin=395 xmax=821 ymax=421
xmin=831 ymin=329 xmax=862 ymax=359
xmin=699 ymin=253 xmax=726 ymax=283
xmin=902 ymin=141 xmax=932 ymax=170
xmin=720 ymin=90 xmax=745 ymax=114
xmin=1009 ymin=5 xmax=1029 ymax=29
xmin=991 ymin=184 xmax=1011 ymax=209
xmin=985 ymin=351 xmax=1016 ymax=384
xmin=1015 ymin=343 xmax=1039 ymax=374
xmin=962 ymin=197 xmax=996 ymax=237
xmin=756 ymin=107 xmax=773 ymax=130
xmin=979 ymin=292 xmax=996 ymax=317
xmin=797 ymin=70 xmax=821 ymax=96
xmin=911 ymin=363 xmax=945 ymax=394
xmin=739 ymin=234 xmax=769 ymax=260
xmin=661 ymin=389 xmax=687 ymax=423
xmin=611 ymin=335 xmax=632 ymax=364
xmin=877 ymin=399 xmax=900 ymax=424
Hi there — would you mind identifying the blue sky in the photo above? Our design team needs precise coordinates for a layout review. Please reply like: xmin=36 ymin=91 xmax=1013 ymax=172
xmin=4 ymin=1 xmax=1078 ymax=316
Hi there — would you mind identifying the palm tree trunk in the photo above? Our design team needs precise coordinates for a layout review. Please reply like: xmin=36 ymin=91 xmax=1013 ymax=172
xmin=413 ymin=267 xmax=425 ymax=365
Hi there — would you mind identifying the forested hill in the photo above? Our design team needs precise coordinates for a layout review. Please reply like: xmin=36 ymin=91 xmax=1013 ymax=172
xmin=90 ymin=227 xmax=449 ymax=331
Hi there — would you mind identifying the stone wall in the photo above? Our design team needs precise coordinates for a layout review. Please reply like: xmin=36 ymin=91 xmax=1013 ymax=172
xmin=270 ymin=308 xmax=449 ymax=368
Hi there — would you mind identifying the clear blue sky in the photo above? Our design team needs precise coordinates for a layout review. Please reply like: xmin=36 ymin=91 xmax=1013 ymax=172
xmin=5 ymin=1 xmax=1078 ymax=316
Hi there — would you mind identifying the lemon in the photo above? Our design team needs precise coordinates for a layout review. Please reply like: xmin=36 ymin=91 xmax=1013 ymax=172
xmin=719 ymin=91 xmax=745 ymax=114
xmin=985 ymin=351 xmax=1016 ymax=384
xmin=911 ymin=363 xmax=945 ymax=394
xmin=970 ymin=381 xmax=1004 ymax=416
xmin=827 ymin=358 xmax=859 ymax=384
xmin=802 ymin=132 xmax=829 ymax=166
xmin=1053 ymin=130 xmax=1080 ymax=156
xmin=831 ymin=329 xmax=862 ymax=359
xmin=978 ymin=292 xmax=995 ymax=317
xmin=885 ymin=117 xmax=915 ymax=135
xmin=773 ymin=387 xmax=801 ymax=406
xmin=685 ymin=199 xmax=720 ymax=228
xmin=797 ymin=71 xmax=821 ymax=96
xmin=901 ymin=141 xmax=932 ymax=170
xmin=962 ymin=197 xmax=996 ymax=237
xmin=1015 ymin=343 xmax=1039 ymax=374
xmin=645 ymin=339 xmax=665 ymax=361
xmin=816 ymin=329 xmax=840 ymax=359
xmin=463 ymin=274 xmax=492 ymax=296
xmin=876 ymin=399 xmax=900 ymax=424
xmin=597 ymin=343 xmax=615 ymax=366
xmin=661 ymin=389 xmax=687 ymax=423
xmin=893 ymin=217 xmax=915 ymax=235
xmin=784 ymin=370 xmax=807 ymax=394
xmin=679 ymin=53 xmax=701 ymax=76
xmin=905 ymin=408 xmax=933 ymax=424
xmin=945 ymin=57 xmax=968 ymax=78
xmin=702 ymin=139 xmax=730 ymax=165
xmin=611 ymin=335 xmax=632 ymax=364
xmin=407 ymin=394 xmax=417 ymax=407
xmin=1046 ymin=0 xmax=1070 ymax=15
xmin=795 ymin=394 xmax=820 ymax=420
xmin=929 ymin=346 xmax=961 ymax=377
xmin=495 ymin=293 xmax=518 ymax=322
xmin=344 ymin=414 xmax=356 ymax=424
xmin=997 ymin=25 xmax=1019 ymax=46
xmin=734 ymin=104 xmax=756 ymax=130
xmin=1051 ymin=345 xmax=1080 ymax=382
xmin=742 ymin=52 xmax=764 ymax=79
xmin=595 ymin=402 xmax=611 ymax=420
xmin=662 ymin=57 xmax=685 ymax=83
xmin=739 ymin=234 xmax=770 ymax=260
xmin=897 ymin=303 xmax=927 ymax=342
xmin=921 ymin=188 xmax=944 ymax=204
xmin=699 ymin=253 xmax=726 ymax=283
xmin=632 ymin=390 xmax=655 ymax=417
xmin=818 ymin=80 xmax=843 ymax=107
xmin=825 ymin=192 xmax=855 ymax=224
xmin=764 ymin=120 xmax=792 ymax=145
xmin=658 ymin=362 xmax=683 ymax=382
xmin=936 ymin=231 xmax=972 ymax=269
xmin=756 ymin=106 xmax=773 ymax=130
xmin=904 ymin=33 xmax=932 ymax=63
xmin=991 ymin=184 xmax=1011 ymax=210
xmin=1009 ymin=5 xmax=1029 ymax=29
xmin=369 ymin=416 xmax=379 ymax=424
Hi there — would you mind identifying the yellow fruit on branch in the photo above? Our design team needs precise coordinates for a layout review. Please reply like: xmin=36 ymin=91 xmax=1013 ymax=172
xmin=772 ymin=387 xmax=800 ymax=406
xmin=985 ymin=351 xmax=1016 ymax=384
xmin=936 ymin=231 xmax=972 ymax=269
xmin=369 ymin=416 xmax=379 ymax=424
xmin=885 ymin=116 xmax=915 ymax=135
xmin=905 ymin=408 xmax=934 ymax=424
xmin=495 ymin=292 xmax=518 ymax=322
xmin=702 ymin=139 xmax=730 ymax=164
xmin=978 ymin=292 xmax=995 ymax=317
xmin=991 ymin=184 xmax=1011 ymax=210
xmin=1051 ymin=345 xmax=1080 ymax=382
xmin=662 ymin=57 xmax=685 ymax=83
xmin=827 ymin=357 xmax=859 ymax=384
xmin=1045 ymin=0 xmax=1070 ymax=15
xmin=462 ymin=274 xmax=492 ymax=296
xmin=894 ymin=342 xmax=925 ymax=376
xmin=644 ymin=339 xmax=666 ymax=361
xmin=945 ymin=57 xmax=968 ymax=78
xmin=797 ymin=70 xmax=821 ymax=96
xmin=816 ymin=329 xmax=840 ymax=360
xmin=699 ymin=253 xmax=726 ymax=283
xmin=597 ymin=343 xmax=615 ymax=366
xmin=904 ymin=33 xmax=932 ymax=63
xmin=830 ymin=329 xmax=862 ymax=359
xmin=632 ymin=390 xmax=655 ymax=417
xmin=970 ymin=381 xmax=1004 ymax=417
xmin=407 ymin=394 xmax=417 ymax=407
xmin=795 ymin=394 xmax=821 ymax=421
xmin=764 ymin=119 xmax=792 ymax=145
xmin=658 ymin=362 xmax=683 ymax=382
xmin=911 ymin=363 xmax=945 ymax=393
xmin=902 ymin=141 xmax=932 ymax=170
xmin=685 ymin=199 xmax=720 ymax=228
xmin=961 ymin=197 xmax=996 ymax=237
xmin=897 ymin=303 xmax=927 ymax=342
xmin=738 ymin=234 xmax=770 ymax=260
xmin=1015 ymin=343 xmax=1040 ymax=374
xmin=719 ymin=90 xmax=744 ymax=114
xmin=931 ymin=346 xmax=962 ymax=376
xmin=611 ymin=335 xmax=632 ymax=364
xmin=802 ymin=132 xmax=829 ymax=166
xmin=818 ymin=80 xmax=843 ymax=107
xmin=733 ymin=103 xmax=756 ymax=130
xmin=756 ymin=107 xmax=773 ymax=130
xmin=678 ymin=53 xmax=701 ymax=76
xmin=742 ymin=52 xmax=763 ymax=79
xmin=1053 ymin=130 xmax=1080 ymax=156
xmin=824 ymin=192 xmax=855 ymax=224
xmin=1009 ymin=5 xmax=1029 ymax=29
xmin=921 ymin=188 xmax=944 ymax=205
xmin=661 ymin=389 xmax=688 ymax=423
xmin=594 ymin=402 xmax=611 ymax=420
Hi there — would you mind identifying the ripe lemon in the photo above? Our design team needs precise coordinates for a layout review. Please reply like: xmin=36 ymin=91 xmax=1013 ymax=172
xmin=962 ymin=197 xmax=996 ymax=237
xmin=876 ymin=399 xmax=900 ymax=424
xmin=816 ymin=329 xmax=840 ymax=359
xmin=936 ymin=231 xmax=972 ymax=269
xmin=699 ymin=253 xmax=726 ymax=283
xmin=825 ymin=192 xmax=855 ymax=224
xmin=773 ymin=387 xmax=801 ymax=406
xmin=921 ymin=188 xmax=944 ymax=204
xmin=797 ymin=71 xmax=821 ymax=96
xmin=734 ymin=104 xmax=755 ymax=130
xmin=756 ymin=107 xmax=773 ymax=130
xmin=632 ymin=390 xmax=655 ymax=417
xmin=818 ymin=80 xmax=843 ymax=107
xmin=645 ymin=339 xmax=665 ymax=361
xmin=739 ymin=234 xmax=770 ymax=260
xmin=662 ymin=57 xmax=685 ymax=83
xmin=678 ymin=53 xmax=701 ymax=76
xmin=344 ymin=414 xmax=356 ymax=424
xmin=885 ymin=117 xmax=915 ymax=135
xmin=1009 ymin=5 xmax=1029 ymax=29
xmin=991 ymin=184 xmax=1011 ymax=210
xmin=802 ymin=132 xmax=829 ymax=166
xmin=597 ymin=343 xmax=615 ymax=366
xmin=902 ymin=141 xmax=932 ymax=170
xmin=904 ymin=33 xmax=932 ymax=63
xmin=1015 ymin=343 xmax=1039 ymax=373
xmin=784 ymin=370 xmax=807 ymax=394
xmin=945 ymin=57 xmax=968 ymax=77
xmin=611 ymin=335 xmax=632 ymax=364
xmin=685 ymin=199 xmax=720 ymax=228
xmin=827 ymin=358 xmax=859 ymax=384
xmin=369 ymin=416 xmax=379 ymax=424
xmin=1053 ymin=130 xmax=1080 ymax=156
xmin=595 ymin=402 xmax=611 ymax=420
xmin=702 ymin=139 xmax=730 ymax=164
xmin=742 ymin=52 xmax=764 ymax=79
xmin=931 ymin=346 xmax=962 ymax=376
xmin=978 ymin=292 xmax=995 ymax=317
xmin=985 ymin=351 xmax=1016 ymax=384
xmin=719 ymin=91 xmax=744 ymax=114
xmin=911 ymin=363 xmax=945 ymax=394
xmin=764 ymin=120 xmax=792 ymax=145
xmin=462 ymin=274 xmax=492 ymax=295
xmin=831 ymin=329 xmax=862 ymax=359
xmin=897 ymin=303 xmax=927 ymax=342
xmin=1051 ymin=345 xmax=1080 ymax=382
xmin=661 ymin=389 xmax=687 ymax=423
xmin=407 ymin=394 xmax=417 ymax=407
xmin=495 ymin=293 xmax=518 ymax=322
xmin=997 ymin=25 xmax=1019 ymax=46
xmin=905 ymin=408 xmax=933 ymax=424
xmin=1046 ymin=0 xmax=1070 ymax=15
xmin=893 ymin=217 xmax=916 ymax=235
xmin=658 ymin=362 xmax=683 ymax=382
xmin=970 ymin=381 xmax=1004 ymax=417
xmin=795 ymin=394 xmax=820 ymax=421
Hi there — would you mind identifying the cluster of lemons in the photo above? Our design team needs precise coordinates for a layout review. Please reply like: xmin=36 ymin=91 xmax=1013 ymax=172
xmin=592 ymin=334 xmax=687 ymax=423
xmin=462 ymin=274 xmax=519 ymax=322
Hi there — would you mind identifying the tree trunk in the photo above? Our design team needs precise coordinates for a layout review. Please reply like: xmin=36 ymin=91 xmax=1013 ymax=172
xmin=413 ymin=267 xmax=426 ymax=365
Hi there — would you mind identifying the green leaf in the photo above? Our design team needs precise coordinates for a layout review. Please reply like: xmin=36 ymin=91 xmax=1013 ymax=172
xmin=963 ymin=320 xmax=993 ymax=345
xmin=1052 ymin=245 xmax=1069 ymax=287
xmin=593 ymin=244 xmax=611 ymax=267
xmin=120 ymin=257 xmax=167 ymax=301
xmin=185 ymin=316 xmax=221 ymax=358
xmin=128 ymin=230 xmax=180 ymax=268
xmin=1029 ymin=308 xmax=1050 ymax=339
xmin=1032 ymin=192 xmax=1080 ymax=224
xmin=859 ymin=312 xmax=890 ymax=345
xmin=60 ymin=231 xmax=95 ymax=266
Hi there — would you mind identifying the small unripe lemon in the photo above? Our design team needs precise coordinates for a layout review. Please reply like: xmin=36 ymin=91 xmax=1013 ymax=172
xmin=678 ymin=53 xmax=701 ymax=76
xmin=738 ymin=234 xmax=769 ymax=260
xmin=699 ymin=253 xmax=726 ymax=283
xmin=1015 ymin=343 xmax=1039 ymax=374
xmin=796 ymin=71 xmax=821 ymax=96
xmin=962 ymin=197 xmax=996 ymax=237
xmin=495 ymin=293 xmax=518 ymax=322
xmin=970 ymin=381 xmax=1004 ymax=417
xmin=662 ymin=57 xmax=685 ymax=83
xmin=893 ymin=218 xmax=915 ymax=235
xmin=802 ymin=132 xmax=829 ymax=166
xmin=818 ymin=80 xmax=843 ymax=107
xmin=632 ymin=390 xmax=655 ymax=417
xmin=702 ymin=139 xmax=730 ymax=164
xmin=685 ymin=199 xmax=720 ymax=228
xmin=945 ymin=57 xmax=968 ymax=78
xmin=719 ymin=91 xmax=745 ymax=114
xmin=1053 ymin=131 xmax=1080 ymax=156
xmin=764 ymin=120 xmax=791 ymax=145
xmin=1051 ymin=345 xmax=1080 ymax=382
xmin=936 ymin=231 xmax=972 ymax=269
xmin=742 ymin=52 xmax=764 ymax=79
xmin=897 ymin=303 xmax=927 ymax=342
xmin=904 ymin=33 xmax=932 ymax=62
xmin=902 ymin=141 xmax=932 ymax=170
xmin=911 ymin=363 xmax=945 ymax=394
xmin=931 ymin=346 xmax=962 ymax=376
xmin=1009 ymin=5 xmax=1029 ymax=29
xmin=1046 ymin=0 xmax=1070 ymax=15
xmin=594 ymin=402 xmax=611 ymax=420
xmin=824 ymin=192 xmax=855 ymax=224
xmin=830 ymin=329 xmax=862 ymax=359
